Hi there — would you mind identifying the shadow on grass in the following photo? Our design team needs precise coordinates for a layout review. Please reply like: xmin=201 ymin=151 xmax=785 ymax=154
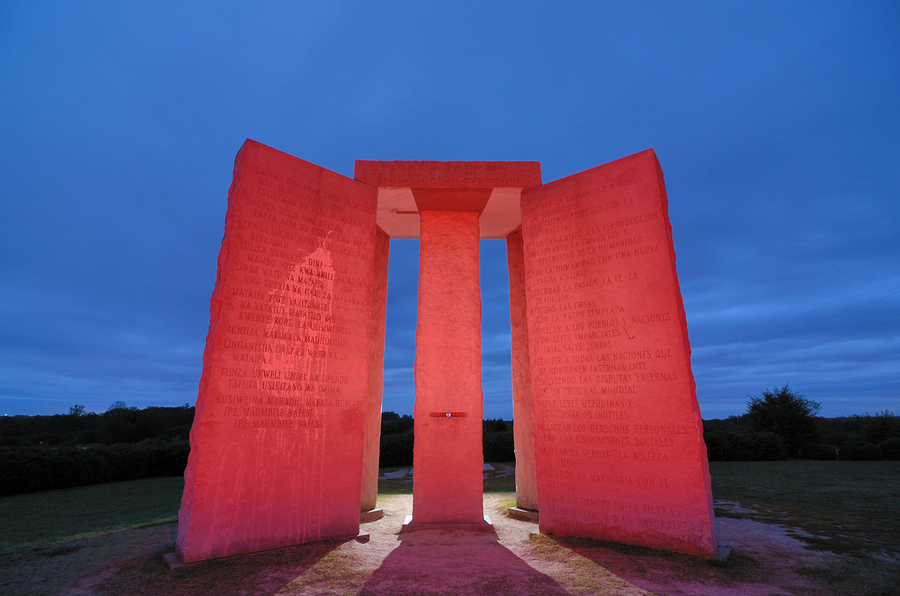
xmin=545 ymin=534 xmax=767 ymax=593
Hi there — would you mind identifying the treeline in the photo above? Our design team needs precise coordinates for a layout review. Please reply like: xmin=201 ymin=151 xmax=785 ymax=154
xmin=702 ymin=386 xmax=899 ymax=461
xmin=0 ymin=403 xmax=194 ymax=447
xmin=378 ymin=413 xmax=514 ymax=467
xmin=0 ymin=403 xmax=195 ymax=496
xmin=5 ymin=399 xmax=896 ymax=497
xmin=704 ymin=411 xmax=900 ymax=461
xmin=0 ymin=408 xmax=514 ymax=496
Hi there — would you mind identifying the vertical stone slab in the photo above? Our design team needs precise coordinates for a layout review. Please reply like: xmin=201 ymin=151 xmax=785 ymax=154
xmin=412 ymin=210 xmax=484 ymax=524
xmin=506 ymin=229 xmax=538 ymax=511
xmin=520 ymin=149 xmax=718 ymax=557
xmin=361 ymin=228 xmax=390 ymax=511
xmin=177 ymin=140 xmax=378 ymax=563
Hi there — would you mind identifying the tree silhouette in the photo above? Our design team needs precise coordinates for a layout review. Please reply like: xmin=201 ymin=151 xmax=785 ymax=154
xmin=746 ymin=385 xmax=821 ymax=455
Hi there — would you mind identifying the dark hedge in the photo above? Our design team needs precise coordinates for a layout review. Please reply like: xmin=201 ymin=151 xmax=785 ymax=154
xmin=798 ymin=442 xmax=838 ymax=460
xmin=378 ymin=432 xmax=414 ymax=467
xmin=839 ymin=440 xmax=884 ymax=461
xmin=377 ymin=430 xmax=516 ymax=468
xmin=880 ymin=437 xmax=900 ymax=460
xmin=483 ymin=431 xmax=515 ymax=462
xmin=703 ymin=431 xmax=788 ymax=461
xmin=0 ymin=441 xmax=190 ymax=497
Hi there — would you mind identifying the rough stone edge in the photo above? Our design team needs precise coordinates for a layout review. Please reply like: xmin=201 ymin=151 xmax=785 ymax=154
xmin=507 ymin=507 xmax=539 ymax=523
xmin=361 ymin=508 xmax=385 ymax=523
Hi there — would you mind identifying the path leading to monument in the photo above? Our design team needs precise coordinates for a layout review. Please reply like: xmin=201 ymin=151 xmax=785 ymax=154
xmin=0 ymin=492 xmax=856 ymax=596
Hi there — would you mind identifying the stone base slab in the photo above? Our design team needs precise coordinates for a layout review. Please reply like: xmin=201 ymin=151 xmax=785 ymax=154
xmin=401 ymin=514 xmax=495 ymax=533
xmin=507 ymin=507 xmax=539 ymax=522
xmin=361 ymin=508 xmax=385 ymax=523
xmin=164 ymin=532 xmax=370 ymax=569
xmin=163 ymin=553 xmax=185 ymax=569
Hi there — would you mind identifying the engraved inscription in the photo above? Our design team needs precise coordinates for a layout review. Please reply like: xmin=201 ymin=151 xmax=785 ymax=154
xmin=210 ymin=162 xmax=375 ymax=434
xmin=519 ymin=155 xmax=718 ymax=553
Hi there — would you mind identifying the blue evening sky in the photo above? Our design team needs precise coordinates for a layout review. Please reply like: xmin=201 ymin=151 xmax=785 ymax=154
xmin=1 ymin=2 xmax=897 ymax=419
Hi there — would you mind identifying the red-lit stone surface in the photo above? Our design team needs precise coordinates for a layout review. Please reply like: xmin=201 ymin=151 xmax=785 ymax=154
xmin=506 ymin=229 xmax=538 ymax=511
xmin=411 ymin=210 xmax=484 ymax=524
xmin=362 ymin=228 xmax=390 ymax=511
xmin=354 ymin=161 xmax=542 ymax=528
xmin=177 ymin=140 xmax=377 ymax=563
xmin=520 ymin=149 xmax=719 ymax=558
xmin=355 ymin=160 xmax=541 ymax=189
xmin=355 ymin=160 xmax=541 ymax=240
xmin=182 ymin=147 xmax=714 ymax=560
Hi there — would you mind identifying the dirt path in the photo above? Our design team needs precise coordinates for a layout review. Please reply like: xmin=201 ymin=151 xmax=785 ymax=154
xmin=1 ymin=490 xmax=873 ymax=596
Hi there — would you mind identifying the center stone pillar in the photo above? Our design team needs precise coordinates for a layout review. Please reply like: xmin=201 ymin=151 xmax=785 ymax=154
xmin=411 ymin=210 xmax=485 ymax=525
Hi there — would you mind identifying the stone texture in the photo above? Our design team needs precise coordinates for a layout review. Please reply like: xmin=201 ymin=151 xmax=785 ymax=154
xmin=412 ymin=210 xmax=484 ymax=524
xmin=355 ymin=160 xmax=541 ymax=189
xmin=520 ymin=149 xmax=719 ymax=558
xmin=356 ymin=160 xmax=542 ymax=241
xmin=177 ymin=140 xmax=377 ymax=563
xmin=506 ymin=229 xmax=538 ymax=511
xmin=361 ymin=228 xmax=390 ymax=511
xmin=183 ymin=145 xmax=716 ymax=561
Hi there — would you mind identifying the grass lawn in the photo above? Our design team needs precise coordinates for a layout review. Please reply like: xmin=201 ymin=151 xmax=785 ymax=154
xmin=710 ymin=460 xmax=900 ymax=557
xmin=0 ymin=477 xmax=184 ymax=552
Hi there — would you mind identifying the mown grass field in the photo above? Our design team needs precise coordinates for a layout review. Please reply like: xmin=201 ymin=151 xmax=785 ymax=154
xmin=709 ymin=461 xmax=900 ymax=557
xmin=0 ymin=477 xmax=184 ymax=552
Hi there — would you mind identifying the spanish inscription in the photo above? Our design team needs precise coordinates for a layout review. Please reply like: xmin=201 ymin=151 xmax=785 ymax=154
xmin=520 ymin=149 xmax=718 ymax=557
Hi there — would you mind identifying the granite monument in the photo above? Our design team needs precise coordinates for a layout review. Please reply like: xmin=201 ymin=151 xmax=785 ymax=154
xmin=175 ymin=140 xmax=718 ymax=563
